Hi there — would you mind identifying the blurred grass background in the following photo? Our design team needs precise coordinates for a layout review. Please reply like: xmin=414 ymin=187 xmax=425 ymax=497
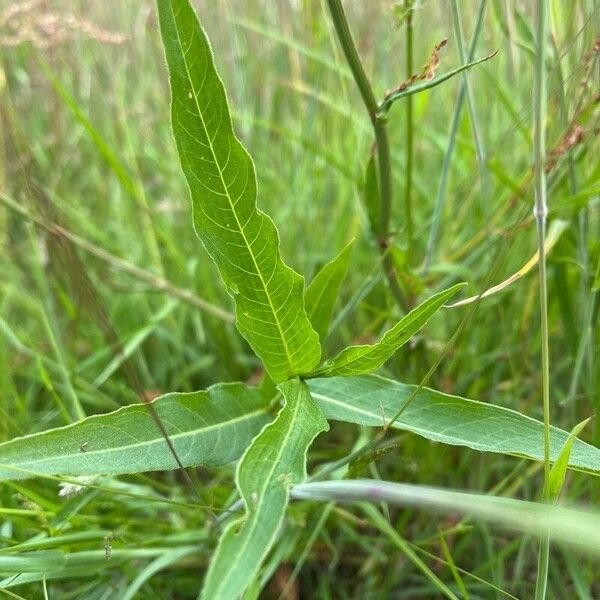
xmin=0 ymin=0 xmax=598 ymax=597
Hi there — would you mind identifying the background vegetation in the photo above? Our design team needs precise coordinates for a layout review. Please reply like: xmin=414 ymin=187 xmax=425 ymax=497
xmin=0 ymin=0 xmax=598 ymax=597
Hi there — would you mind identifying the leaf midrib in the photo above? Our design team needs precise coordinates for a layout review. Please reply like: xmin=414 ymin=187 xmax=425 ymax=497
xmin=0 ymin=407 xmax=268 ymax=471
xmin=210 ymin=389 xmax=303 ymax=598
xmin=318 ymin=288 xmax=457 ymax=373
xmin=169 ymin=3 xmax=295 ymax=376
xmin=312 ymin=390 xmax=532 ymax=444
xmin=311 ymin=389 xmax=597 ymax=468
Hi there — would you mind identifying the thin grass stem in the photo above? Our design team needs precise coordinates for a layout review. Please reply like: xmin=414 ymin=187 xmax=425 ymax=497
xmin=325 ymin=0 xmax=407 ymax=311
xmin=533 ymin=0 xmax=551 ymax=598
xmin=424 ymin=0 xmax=487 ymax=271
xmin=450 ymin=0 xmax=490 ymax=231
xmin=404 ymin=0 xmax=414 ymax=255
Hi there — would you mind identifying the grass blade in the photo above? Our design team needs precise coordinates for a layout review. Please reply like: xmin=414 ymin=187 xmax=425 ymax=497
xmin=547 ymin=418 xmax=591 ymax=501
xmin=424 ymin=0 xmax=487 ymax=269
xmin=362 ymin=503 xmax=459 ymax=600
xmin=0 ymin=551 xmax=66 ymax=573
xmin=292 ymin=479 xmax=600 ymax=555
xmin=446 ymin=220 xmax=568 ymax=308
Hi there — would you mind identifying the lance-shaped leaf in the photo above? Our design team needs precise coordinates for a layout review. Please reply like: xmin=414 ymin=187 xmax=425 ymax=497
xmin=547 ymin=418 xmax=591 ymax=500
xmin=308 ymin=375 xmax=600 ymax=474
xmin=314 ymin=284 xmax=464 ymax=377
xmin=157 ymin=0 xmax=321 ymax=383
xmin=0 ymin=384 xmax=271 ymax=481
xmin=201 ymin=379 xmax=328 ymax=600
xmin=305 ymin=239 xmax=355 ymax=341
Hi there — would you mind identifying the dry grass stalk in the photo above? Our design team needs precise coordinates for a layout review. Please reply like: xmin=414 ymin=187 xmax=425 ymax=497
xmin=0 ymin=0 xmax=127 ymax=48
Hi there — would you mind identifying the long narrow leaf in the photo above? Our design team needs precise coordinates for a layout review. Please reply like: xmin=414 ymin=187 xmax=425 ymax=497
xmin=201 ymin=379 xmax=328 ymax=600
xmin=305 ymin=240 xmax=355 ymax=341
xmin=547 ymin=418 xmax=591 ymax=500
xmin=314 ymin=284 xmax=464 ymax=376
xmin=0 ymin=547 xmax=193 ymax=588
xmin=446 ymin=220 xmax=568 ymax=308
xmin=308 ymin=375 xmax=600 ymax=474
xmin=292 ymin=479 xmax=600 ymax=555
xmin=157 ymin=0 xmax=321 ymax=383
xmin=0 ymin=384 xmax=271 ymax=481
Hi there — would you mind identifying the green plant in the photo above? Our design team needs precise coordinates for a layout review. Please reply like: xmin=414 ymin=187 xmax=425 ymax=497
xmin=0 ymin=1 xmax=598 ymax=598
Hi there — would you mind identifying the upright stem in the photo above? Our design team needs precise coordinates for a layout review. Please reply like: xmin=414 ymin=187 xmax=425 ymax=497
xmin=325 ymin=0 xmax=378 ymax=115
xmin=325 ymin=0 xmax=407 ymax=311
xmin=404 ymin=0 xmax=414 ymax=255
xmin=533 ymin=0 xmax=550 ymax=598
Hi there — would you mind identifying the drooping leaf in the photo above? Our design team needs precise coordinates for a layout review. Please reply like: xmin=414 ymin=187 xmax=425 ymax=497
xmin=314 ymin=284 xmax=464 ymax=377
xmin=201 ymin=379 xmax=328 ymax=600
xmin=305 ymin=240 xmax=355 ymax=341
xmin=308 ymin=375 xmax=600 ymax=474
xmin=292 ymin=479 xmax=600 ymax=555
xmin=548 ymin=418 xmax=591 ymax=500
xmin=157 ymin=0 xmax=321 ymax=383
xmin=0 ymin=384 xmax=271 ymax=481
xmin=446 ymin=220 xmax=568 ymax=308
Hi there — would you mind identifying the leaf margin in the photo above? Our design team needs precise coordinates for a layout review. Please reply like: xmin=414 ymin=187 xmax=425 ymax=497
xmin=156 ymin=0 xmax=321 ymax=383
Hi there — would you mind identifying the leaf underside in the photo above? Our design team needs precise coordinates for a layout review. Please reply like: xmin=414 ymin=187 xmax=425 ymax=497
xmin=201 ymin=379 xmax=328 ymax=600
xmin=308 ymin=374 xmax=600 ymax=474
xmin=0 ymin=383 xmax=271 ymax=481
xmin=3 ymin=374 xmax=598 ymax=482
xmin=157 ymin=0 xmax=320 ymax=383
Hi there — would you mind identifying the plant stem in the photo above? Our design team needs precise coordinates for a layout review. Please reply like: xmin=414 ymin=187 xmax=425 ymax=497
xmin=533 ymin=0 xmax=550 ymax=598
xmin=404 ymin=0 xmax=414 ymax=255
xmin=325 ymin=0 xmax=407 ymax=311
xmin=324 ymin=0 xmax=378 ymax=116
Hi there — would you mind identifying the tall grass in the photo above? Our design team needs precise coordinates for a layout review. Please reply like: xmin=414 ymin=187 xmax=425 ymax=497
xmin=533 ymin=1 xmax=551 ymax=598
xmin=0 ymin=0 xmax=598 ymax=597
